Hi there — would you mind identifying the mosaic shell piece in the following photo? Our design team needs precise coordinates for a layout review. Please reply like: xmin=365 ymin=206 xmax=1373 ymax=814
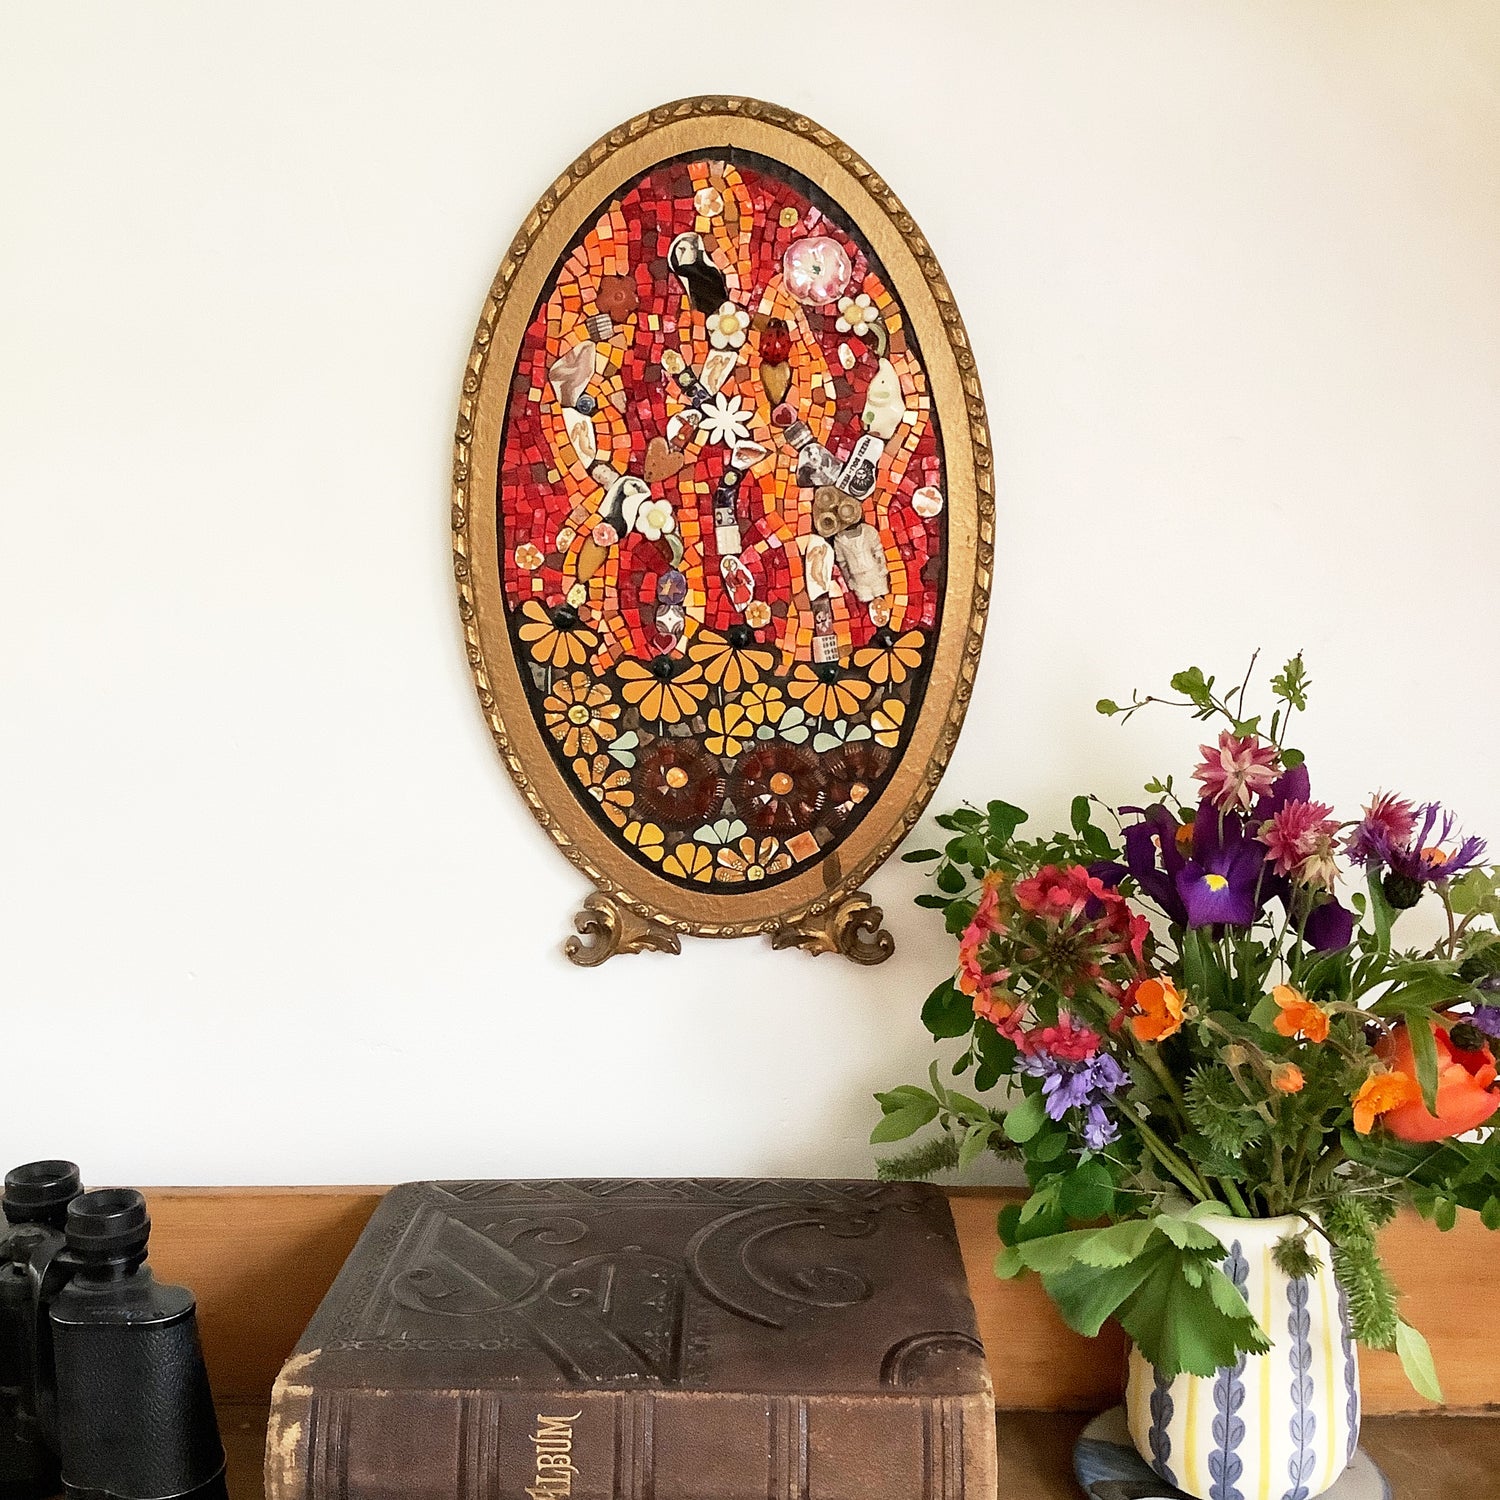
xmin=454 ymin=97 xmax=993 ymax=948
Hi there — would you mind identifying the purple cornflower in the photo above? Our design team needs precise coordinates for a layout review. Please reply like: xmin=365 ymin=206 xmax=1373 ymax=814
xmin=1367 ymin=803 xmax=1487 ymax=909
xmin=1018 ymin=1046 xmax=1129 ymax=1148
xmin=1468 ymin=1005 xmax=1500 ymax=1038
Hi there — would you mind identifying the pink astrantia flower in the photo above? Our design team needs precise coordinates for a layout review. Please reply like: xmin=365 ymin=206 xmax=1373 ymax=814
xmin=1259 ymin=799 xmax=1340 ymax=883
xmin=1192 ymin=731 xmax=1280 ymax=812
xmin=1345 ymin=791 xmax=1419 ymax=866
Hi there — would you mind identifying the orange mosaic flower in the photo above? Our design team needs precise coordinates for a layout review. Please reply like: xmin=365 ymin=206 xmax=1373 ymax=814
xmin=1352 ymin=1070 xmax=1423 ymax=1135
xmin=852 ymin=629 xmax=923 ymax=687
xmin=542 ymin=672 xmax=619 ymax=758
xmin=787 ymin=664 xmax=870 ymax=722
xmin=1271 ymin=1062 xmax=1305 ymax=1094
xmin=571 ymin=754 xmax=633 ymax=828
xmin=1130 ymin=978 xmax=1185 ymax=1043
xmin=616 ymin=657 xmax=707 ymax=724
xmin=517 ymin=599 xmax=597 ymax=669
xmin=715 ymin=835 xmax=792 ymax=884
xmin=1271 ymin=985 xmax=1330 ymax=1044
xmin=689 ymin=629 xmax=776 ymax=693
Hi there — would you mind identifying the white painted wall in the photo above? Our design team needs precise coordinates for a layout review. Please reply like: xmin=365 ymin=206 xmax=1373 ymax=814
xmin=2 ymin=2 xmax=1496 ymax=1186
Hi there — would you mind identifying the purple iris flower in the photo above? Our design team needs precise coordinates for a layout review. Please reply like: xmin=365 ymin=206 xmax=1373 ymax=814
xmin=1175 ymin=805 xmax=1269 ymax=929
xmin=1252 ymin=762 xmax=1311 ymax=824
xmin=1303 ymin=897 xmax=1356 ymax=952
xmin=1122 ymin=804 xmax=1190 ymax=924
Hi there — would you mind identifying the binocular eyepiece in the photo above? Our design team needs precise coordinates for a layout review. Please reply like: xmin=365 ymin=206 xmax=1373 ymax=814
xmin=1 ymin=1162 xmax=226 ymax=1500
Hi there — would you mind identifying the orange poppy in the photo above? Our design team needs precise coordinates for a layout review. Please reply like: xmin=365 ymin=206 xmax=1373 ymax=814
xmin=1375 ymin=1020 xmax=1500 ymax=1142
xmin=1130 ymin=978 xmax=1185 ymax=1042
xmin=1272 ymin=985 xmax=1330 ymax=1044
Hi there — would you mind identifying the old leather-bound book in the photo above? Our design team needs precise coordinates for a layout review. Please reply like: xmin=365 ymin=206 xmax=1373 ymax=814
xmin=265 ymin=1179 xmax=995 ymax=1500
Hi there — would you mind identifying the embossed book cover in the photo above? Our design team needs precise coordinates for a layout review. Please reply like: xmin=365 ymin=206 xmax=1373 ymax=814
xmin=265 ymin=1179 xmax=995 ymax=1500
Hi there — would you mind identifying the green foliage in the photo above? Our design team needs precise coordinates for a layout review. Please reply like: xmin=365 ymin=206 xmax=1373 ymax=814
xmin=1184 ymin=1066 xmax=1266 ymax=1157
xmin=1323 ymin=1197 xmax=1399 ymax=1350
xmin=882 ymin=652 xmax=1500 ymax=1403
xmin=1271 ymin=1230 xmax=1320 ymax=1281
xmin=998 ymin=1212 xmax=1271 ymax=1377
xmin=874 ymin=1134 xmax=962 ymax=1182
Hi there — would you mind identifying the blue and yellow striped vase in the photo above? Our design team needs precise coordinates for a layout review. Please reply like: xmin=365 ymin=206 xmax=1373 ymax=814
xmin=1125 ymin=1214 xmax=1360 ymax=1500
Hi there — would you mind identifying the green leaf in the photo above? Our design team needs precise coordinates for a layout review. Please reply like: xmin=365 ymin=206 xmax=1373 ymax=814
xmin=1406 ymin=1013 xmax=1441 ymax=1114
xmin=1395 ymin=1319 xmax=1443 ymax=1403
xmin=986 ymin=800 xmax=1028 ymax=844
xmin=994 ymin=1243 xmax=1025 ymax=1278
xmin=1270 ymin=654 xmax=1310 ymax=712
xmin=958 ymin=1121 xmax=994 ymax=1171
xmin=1281 ymin=747 xmax=1305 ymax=769
xmin=1003 ymin=1091 xmax=1046 ymax=1143
xmin=1072 ymin=1218 xmax=1159 ymax=1267
xmin=921 ymin=979 xmax=973 ymax=1040
xmin=1070 ymin=796 xmax=1091 ymax=834
xmin=1060 ymin=1159 xmax=1115 ymax=1221
xmin=936 ymin=863 xmax=966 ymax=894
xmin=870 ymin=1102 xmax=939 ymax=1143
xmin=1096 ymin=698 xmax=1121 ymax=716
xmin=902 ymin=848 xmax=942 ymax=864
xmin=1170 ymin=666 xmax=1215 ymax=709
xmin=1039 ymin=1254 xmax=1160 ymax=1338
xmin=1434 ymin=1196 xmax=1458 ymax=1232
xmin=1482 ymin=1197 xmax=1500 ymax=1232
xmin=1155 ymin=1215 xmax=1220 ymax=1251
xmin=1116 ymin=1252 xmax=1269 ymax=1377
xmin=874 ymin=1085 xmax=935 ymax=1112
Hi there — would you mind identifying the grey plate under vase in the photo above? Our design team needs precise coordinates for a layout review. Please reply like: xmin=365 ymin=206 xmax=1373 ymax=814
xmin=1073 ymin=1407 xmax=1391 ymax=1500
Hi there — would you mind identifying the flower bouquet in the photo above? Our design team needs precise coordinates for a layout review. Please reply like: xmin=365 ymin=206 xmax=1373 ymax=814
xmin=874 ymin=657 xmax=1500 ymax=1498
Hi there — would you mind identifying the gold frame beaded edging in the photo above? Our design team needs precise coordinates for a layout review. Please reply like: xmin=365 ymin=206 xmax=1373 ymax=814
xmin=452 ymin=96 xmax=993 ymax=965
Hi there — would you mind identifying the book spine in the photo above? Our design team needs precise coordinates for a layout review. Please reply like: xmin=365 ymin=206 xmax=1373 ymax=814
xmin=264 ymin=1385 xmax=996 ymax=1500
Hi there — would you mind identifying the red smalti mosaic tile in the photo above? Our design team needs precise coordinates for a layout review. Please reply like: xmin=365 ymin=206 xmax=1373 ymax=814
xmin=497 ymin=154 xmax=948 ymax=889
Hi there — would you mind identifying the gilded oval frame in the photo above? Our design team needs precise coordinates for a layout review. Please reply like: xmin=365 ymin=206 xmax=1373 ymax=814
xmin=453 ymin=96 xmax=993 ymax=955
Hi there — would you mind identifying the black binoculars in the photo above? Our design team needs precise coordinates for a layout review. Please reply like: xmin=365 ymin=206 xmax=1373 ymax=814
xmin=0 ymin=1162 xmax=226 ymax=1500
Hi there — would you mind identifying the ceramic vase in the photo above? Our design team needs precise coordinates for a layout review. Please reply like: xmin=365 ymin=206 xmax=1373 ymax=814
xmin=1124 ymin=1214 xmax=1360 ymax=1500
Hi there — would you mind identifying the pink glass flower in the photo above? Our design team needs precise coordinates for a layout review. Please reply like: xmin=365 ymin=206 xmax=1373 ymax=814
xmin=1192 ymin=730 xmax=1280 ymax=812
xmin=781 ymin=235 xmax=852 ymax=305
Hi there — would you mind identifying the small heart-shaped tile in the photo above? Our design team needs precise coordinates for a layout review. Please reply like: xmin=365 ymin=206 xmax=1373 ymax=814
xmin=643 ymin=436 xmax=686 ymax=485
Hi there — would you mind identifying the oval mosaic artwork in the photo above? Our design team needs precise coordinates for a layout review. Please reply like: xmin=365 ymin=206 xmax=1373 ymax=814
xmin=454 ymin=98 xmax=992 ymax=964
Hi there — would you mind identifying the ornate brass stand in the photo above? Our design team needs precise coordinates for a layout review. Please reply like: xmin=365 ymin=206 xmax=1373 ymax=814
xmin=770 ymin=892 xmax=895 ymax=965
xmin=564 ymin=893 xmax=681 ymax=966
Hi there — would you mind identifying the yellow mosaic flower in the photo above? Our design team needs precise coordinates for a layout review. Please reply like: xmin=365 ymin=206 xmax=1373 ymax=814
xmin=572 ymin=754 xmax=634 ymax=828
xmin=787 ymin=663 xmax=871 ymax=722
xmin=622 ymin=819 xmax=665 ymax=862
xmin=705 ymin=701 xmax=754 ymax=758
xmin=738 ymin=681 xmax=786 ymax=728
xmin=543 ymin=672 xmax=619 ymax=759
xmin=662 ymin=841 xmax=713 ymax=883
xmin=871 ymin=697 xmax=906 ymax=748
xmin=517 ymin=598 xmax=597 ymax=669
xmin=715 ymin=835 xmax=792 ymax=884
xmin=852 ymin=629 xmax=924 ymax=686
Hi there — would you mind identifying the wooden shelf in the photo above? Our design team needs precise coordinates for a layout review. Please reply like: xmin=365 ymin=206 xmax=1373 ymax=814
xmin=219 ymin=1403 xmax=1499 ymax=1499
xmin=143 ymin=1186 xmax=1500 ymax=1416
